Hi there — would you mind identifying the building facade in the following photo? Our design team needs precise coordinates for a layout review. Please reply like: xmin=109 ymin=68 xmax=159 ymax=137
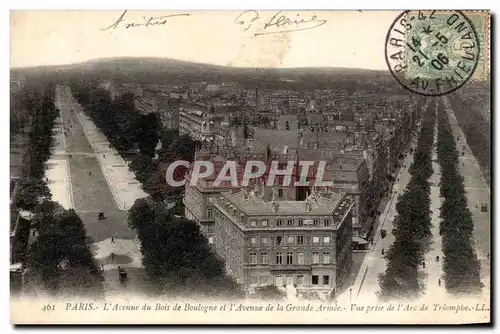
xmin=184 ymin=164 xmax=354 ymax=298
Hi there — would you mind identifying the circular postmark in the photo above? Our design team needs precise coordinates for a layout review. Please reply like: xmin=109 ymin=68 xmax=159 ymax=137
xmin=385 ymin=10 xmax=480 ymax=96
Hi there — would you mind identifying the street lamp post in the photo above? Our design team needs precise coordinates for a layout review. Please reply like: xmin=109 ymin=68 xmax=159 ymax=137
xmin=349 ymin=288 xmax=352 ymax=304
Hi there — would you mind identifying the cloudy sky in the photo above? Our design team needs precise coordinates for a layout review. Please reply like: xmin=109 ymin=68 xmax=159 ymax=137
xmin=11 ymin=10 xmax=403 ymax=69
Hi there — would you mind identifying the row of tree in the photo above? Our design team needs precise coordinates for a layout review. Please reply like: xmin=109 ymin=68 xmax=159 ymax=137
xmin=10 ymin=85 xmax=104 ymax=297
xmin=128 ymin=198 xmax=242 ymax=299
xmin=11 ymin=86 xmax=58 ymax=262
xmin=24 ymin=202 xmax=105 ymax=298
xmin=378 ymin=100 xmax=436 ymax=300
xmin=436 ymin=99 xmax=483 ymax=295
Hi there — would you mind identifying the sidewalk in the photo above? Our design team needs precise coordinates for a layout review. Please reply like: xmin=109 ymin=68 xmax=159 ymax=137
xmin=342 ymin=99 xmax=438 ymax=303
xmin=63 ymin=87 xmax=148 ymax=211
xmin=46 ymin=98 xmax=74 ymax=210
xmin=338 ymin=102 xmax=425 ymax=304
xmin=442 ymin=96 xmax=490 ymax=295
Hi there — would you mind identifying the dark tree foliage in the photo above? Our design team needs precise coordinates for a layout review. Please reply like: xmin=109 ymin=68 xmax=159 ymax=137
xmin=13 ymin=177 xmax=52 ymax=211
xmin=21 ymin=88 xmax=59 ymax=179
xmin=378 ymin=99 xmax=435 ymax=301
xmin=135 ymin=113 xmax=160 ymax=157
xmin=436 ymin=99 xmax=483 ymax=295
xmin=128 ymin=198 xmax=243 ymax=299
xmin=10 ymin=85 xmax=58 ymax=260
xmin=25 ymin=205 xmax=104 ymax=297
xmin=129 ymin=153 xmax=156 ymax=184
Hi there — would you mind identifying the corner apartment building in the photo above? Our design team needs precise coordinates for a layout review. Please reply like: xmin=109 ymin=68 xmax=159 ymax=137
xmin=184 ymin=177 xmax=354 ymax=297
xmin=178 ymin=102 xmax=216 ymax=142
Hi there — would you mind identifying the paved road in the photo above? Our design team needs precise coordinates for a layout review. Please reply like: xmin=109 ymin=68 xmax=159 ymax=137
xmin=54 ymin=85 xmax=149 ymax=299
xmin=338 ymin=99 xmax=430 ymax=304
xmin=55 ymin=86 xmax=133 ymax=243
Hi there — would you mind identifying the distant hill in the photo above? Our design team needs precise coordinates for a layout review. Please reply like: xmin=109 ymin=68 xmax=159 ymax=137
xmin=11 ymin=57 xmax=397 ymax=91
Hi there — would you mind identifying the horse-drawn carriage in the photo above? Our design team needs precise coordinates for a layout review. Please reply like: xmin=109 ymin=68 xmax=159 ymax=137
xmin=118 ymin=266 xmax=128 ymax=283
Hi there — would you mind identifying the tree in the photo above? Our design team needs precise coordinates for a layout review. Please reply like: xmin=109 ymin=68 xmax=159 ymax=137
xmin=378 ymin=100 xmax=435 ymax=300
xmin=135 ymin=113 xmax=160 ymax=157
xmin=13 ymin=178 xmax=52 ymax=211
xmin=143 ymin=170 xmax=167 ymax=200
xmin=129 ymin=154 xmax=155 ymax=183
xmin=25 ymin=207 xmax=104 ymax=297
xmin=435 ymin=99 xmax=483 ymax=296
xmin=127 ymin=199 xmax=242 ymax=299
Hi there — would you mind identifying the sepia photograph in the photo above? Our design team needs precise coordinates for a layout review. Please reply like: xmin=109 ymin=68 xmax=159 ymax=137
xmin=9 ymin=9 xmax=491 ymax=325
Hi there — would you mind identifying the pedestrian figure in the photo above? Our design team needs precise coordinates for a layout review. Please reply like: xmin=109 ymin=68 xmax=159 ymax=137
xmin=88 ymin=171 xmax=92 ymax=176
xmin=423 ymin=262 xmax=426 ymax=269
xmin=111 ymin=252 xmax=114 ymax=260
xmin=436 ymin=255 xmax=440 ymax=262
xmin=111 ymin=237 xmax=115 ymax=243
xmin=381 ymin=248 xmax=385 ymax=255
xmin=487 ymin=252 xmax=490 ymax=260
xmin=438 ymin=279 xmax=441 ymax=287
xmin=103 ymin=154 xmax=106 ymax=158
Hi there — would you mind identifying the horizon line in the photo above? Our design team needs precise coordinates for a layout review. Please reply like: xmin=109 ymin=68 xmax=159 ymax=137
xmin=10 ymin=56 xmax=391 ymax=72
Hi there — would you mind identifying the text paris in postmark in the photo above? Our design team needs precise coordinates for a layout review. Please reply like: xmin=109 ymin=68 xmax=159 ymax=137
xmin=385 ymin=10 xmax=481 ymax=96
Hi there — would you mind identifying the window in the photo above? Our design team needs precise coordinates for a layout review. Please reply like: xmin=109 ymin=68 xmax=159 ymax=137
xmin=324 ymin=219 xmax=331 ymax=227
xmin=297 ymin=236 xmax=305 ymax=245
xmin=278 ymin=189 xmax=283 ymax=197
xmin=276 ymin=252 xmax=283 ymax=265
xmin=297 ymin=252 xmax=304 ymax=265
xmin=208 ymin=236 xmax=214 ymax=244
xmin=287 ymin=219 xmax=293 ymax=226
xmin=312 ymin=252 xmax=319 ymax=264
xmin=250 ymin=252 xmax=257 ymax=264
xmin=261 ymin=237 xmax=268 ymax=245
xmin=298 ymin=219 xmax=304 ymax=227
xmin=287 ymin=236 xmax=294 ymax=244
xmin=312 ymin=236 xmax=320 ymax=244
xmin=323 ymin=236 xmax=331 ymax=244
xmin=312 ymin=275 xmax=319 ymax=285
xmin=261 ymin=219 xmax=268 ymax=227
xmin=208 ymin=225 xmax=214 ymax=232
xmin=261 ymin=252 xmax=269 ymax=265
xmin=297 ymin=275 xmax=304 ymax=285
xmin=260 ymin=276 xmax=268 ymax=284
xmin=286 ymin=252 xmax=293 ymax=265
xmin=323 ymin=275 xmax=330 ymax=285
xmin=323 ymin=252 xmax=331 ymax=264
xmin=251 ymin=237 xmax=257 ymax=245
xmin=276 ymin=219 xmax=283 ymax=226
xmin=313 ymin=219 xmax=319 ymax=227
xmin=250 ymin=220 xmax=257 ymax=227
xmin=250 ymin=276 xmax=258 ymax=283
xmin=276 ymin=236 xmax=283 ymax=245
xmin=208 ymin=209 xmax=213 ymax=219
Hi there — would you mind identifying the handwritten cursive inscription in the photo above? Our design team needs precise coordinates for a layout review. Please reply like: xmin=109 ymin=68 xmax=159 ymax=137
xmin=102 ymin=10 xmax=190 ymax=30
xmin=234 ymin=10 xmax=327 ymax=36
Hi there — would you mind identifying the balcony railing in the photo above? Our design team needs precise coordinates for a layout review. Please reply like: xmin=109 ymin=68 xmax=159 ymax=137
xmin=269 ymin=264 xmax=312 ymax=271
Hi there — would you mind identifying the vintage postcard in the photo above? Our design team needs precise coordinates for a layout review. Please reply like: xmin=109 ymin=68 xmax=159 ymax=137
xmin=9 ymin=10 xmax=491 ymax=324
